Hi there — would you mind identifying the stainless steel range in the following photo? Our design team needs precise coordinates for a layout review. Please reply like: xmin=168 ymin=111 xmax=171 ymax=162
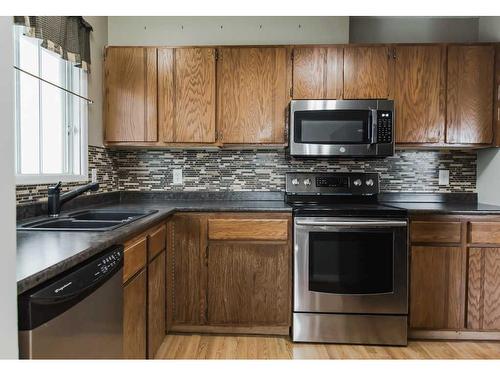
xmin=286 ymin=172 xmax=408 ymax=346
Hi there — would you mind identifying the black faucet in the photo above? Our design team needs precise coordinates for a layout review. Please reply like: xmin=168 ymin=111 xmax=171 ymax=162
xmin=47 ymin=181 xmax=100 ymax=217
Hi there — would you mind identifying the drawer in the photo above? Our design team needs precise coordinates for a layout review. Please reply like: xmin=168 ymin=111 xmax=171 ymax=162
xmin=469 ymin=222 xmax=500 ymax=244
xmin=208 ymin=219 xmax=289 ymax=241
xmin=123 ymin=235 xmax=147 ymax=283
xmin=148 ymin=224 xmax=166 ymax=259
xmin=410 ymin=221 xmax=462 ymax=244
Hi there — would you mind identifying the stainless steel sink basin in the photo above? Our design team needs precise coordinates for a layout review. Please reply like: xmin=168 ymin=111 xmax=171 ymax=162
xmin=69 ymin=210 xmax=150 ymax=221
xmin=18 ymin=209 xmax=158 ymax=232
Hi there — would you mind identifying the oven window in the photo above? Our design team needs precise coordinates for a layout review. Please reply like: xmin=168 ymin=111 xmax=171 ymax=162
xmin=309 ymin=231 xmax=393 ymax=294
xmin=294 ymin=110 xmax=370 ymax=144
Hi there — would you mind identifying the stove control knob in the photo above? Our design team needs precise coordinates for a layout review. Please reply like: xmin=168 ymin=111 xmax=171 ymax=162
xmin=303 ymin=178 xmax=312 ymax=186
xmin=353 ymin=179 xmax=362 ymax=187
xmin=366 ymin=179 xmax=374 ymax=186
xmin=291 ymin=178 xmax=300 ymax=186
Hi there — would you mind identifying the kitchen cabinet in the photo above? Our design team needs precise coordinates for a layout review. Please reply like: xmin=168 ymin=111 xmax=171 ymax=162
xmin=394 ymin=45 xmax=446 ymax=144
xmin=217 ymin=47 xmax=290 ymax=144
xmin=148 ymin=251 xmax=166 ymax=358
xmin=446 ymin=45 xmax=495 ymax=144
xmin=166 ymin=212 xmax=292 ymax=335
xmin=158 ymin=47 xmax=216 ymax=144
xmin=292 ymin=46 xmax=343 ymax=99
xmin=409 ymin=216 xmax=500 ymax=340
xmin=122 ymin=223 xmax=167 ymax=359
xmin=467 ymin=247 xmax=500 ymax=330
xmin=343 ymin=46 xmax=392 ymax=99
xmin=207 ymin=241 xmax=290 ymax=326
xmin=410 ymin=245 xmax=465 ymax=329
xmin=123 ymin=269 xmax=147 ymax=359
xmin=104 ymin=47 xmax=157 ymax=143
xmin=167 ymin=214 xmax=205 ymax=327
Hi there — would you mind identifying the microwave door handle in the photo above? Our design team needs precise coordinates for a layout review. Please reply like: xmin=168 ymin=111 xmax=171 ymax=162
xmin=369 ymin=109 xmax=378 ymax=144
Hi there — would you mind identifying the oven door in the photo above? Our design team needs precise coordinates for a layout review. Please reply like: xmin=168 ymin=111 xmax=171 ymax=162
xmin=294 ymin=217 xmax=408 ymax=315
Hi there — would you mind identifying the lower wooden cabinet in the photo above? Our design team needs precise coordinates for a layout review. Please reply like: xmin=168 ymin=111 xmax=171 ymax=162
xmin=148 ymin=251 xmax=166 ymax=358
xmin=409 ymin=215 xmax=500 ymax=339
xmin=467 ymin=247 xmax=500 ymax=330
xmin=122 ymin=223 xmax=167 ymax=359
xmin=123 ymin=269 xmax=147 ymax=359
xmin=410 ymin=246 xmax=465 ymax=329
xmin=207 ymin=242 xmax=290 ymax=326
xmin=167 ymin=212 xmax=292 ymax=335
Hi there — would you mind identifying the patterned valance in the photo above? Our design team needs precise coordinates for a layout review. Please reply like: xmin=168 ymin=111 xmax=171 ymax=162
xmin=14 ymin=16 xmax=93 ymax=71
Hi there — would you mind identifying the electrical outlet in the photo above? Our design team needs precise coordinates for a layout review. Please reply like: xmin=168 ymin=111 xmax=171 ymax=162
xmin=173 ymin=169 xmax=183 ymax=185
xmin=439 ymin=169 xmax=450 ymax=186
xmin=91 ymin=168 xmax=97 ymax=183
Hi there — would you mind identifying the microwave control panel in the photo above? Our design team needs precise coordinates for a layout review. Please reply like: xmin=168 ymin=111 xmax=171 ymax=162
xmin=377 ymin=110 xmax=393 ymax=143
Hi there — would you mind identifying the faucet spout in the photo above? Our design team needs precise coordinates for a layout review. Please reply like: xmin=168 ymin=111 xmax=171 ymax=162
xmin=47 ymin=181 xmax=99 ymax=217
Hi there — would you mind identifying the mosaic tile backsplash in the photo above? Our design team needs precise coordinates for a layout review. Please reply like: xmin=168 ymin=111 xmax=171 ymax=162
xmin=16 ymin=146 xmax=477 ymax=203
xmin=16 ymin=146 xmax=118 ymax=204
xmin=113 ymin=149 xmax=476 ymax=193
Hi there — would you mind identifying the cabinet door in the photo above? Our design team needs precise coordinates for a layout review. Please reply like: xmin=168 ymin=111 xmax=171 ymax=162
xmin=394 ymin=46 xmax=446 ymax=143
xmin=207 ymin=242 xmax=290 ymax=326
xmin=343 ymin=46 xmax=392 ymax=99
xmin=292 ymin=47 xmax=343 ymax=99
xmin=148 ymin=251 xmax=166 ymax=358
xmin=159 ymin=48 xmax=216 ymax=143
xmin=467 ymin=247 xmax=500 ymax=330
xmin=168 ymin=215 xmax=205 ymax=326
xmin=217 ymin=47 xmax=289 ymax=144
xmin=410 ymin=246 xmax=465 ymax=329
xmin=447 ymin=45 xmax=494 ymax=144
xmin=123 ymin=269 xmax=147 ymax=359
xmin=105 ymin=47 xmax=157 ymax=142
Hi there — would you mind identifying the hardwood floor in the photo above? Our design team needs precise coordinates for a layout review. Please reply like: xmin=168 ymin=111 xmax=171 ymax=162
xmin=155 ymin=334 xmax=500 ymax=359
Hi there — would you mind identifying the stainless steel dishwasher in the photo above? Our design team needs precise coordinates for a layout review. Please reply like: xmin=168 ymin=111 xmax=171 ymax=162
xmin=18 ymin=246 xmax=124 ymax=359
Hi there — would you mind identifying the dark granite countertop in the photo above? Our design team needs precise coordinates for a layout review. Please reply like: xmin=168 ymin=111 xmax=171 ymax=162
xmin=382 ymin=201 xmax=500 ymax=215
xmin=379 ymin=192 xmax=500 ymax=215
xmin=17 ymin=196 xmax=292 ymax=294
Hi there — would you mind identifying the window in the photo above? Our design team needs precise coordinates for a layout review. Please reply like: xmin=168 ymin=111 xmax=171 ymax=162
xmin=14 ymin=26 xmax=88 ymax=184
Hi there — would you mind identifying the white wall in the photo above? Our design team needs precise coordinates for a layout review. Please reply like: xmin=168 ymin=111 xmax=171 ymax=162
xmin=478 ymin=16 xmax=500 ymax=41
xmin=0 ymin=16 xmax=18 ymax=358
xmin=85 ymin=16 xmax=108 ymax=147
xmin=477 ymin=17 xmax=500 ymax=204
xmin=108 ymin=16 xmax=349 ymax=46
xmin=349 ymin=17 xmax=479 ymax=43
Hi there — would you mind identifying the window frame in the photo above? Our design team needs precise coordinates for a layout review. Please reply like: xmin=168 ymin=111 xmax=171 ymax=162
xmin=14 ymin=26 xmax=88 ymax=185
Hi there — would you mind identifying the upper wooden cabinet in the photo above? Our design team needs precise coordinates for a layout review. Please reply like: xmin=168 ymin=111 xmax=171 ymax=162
xmin=217 ymin=47 xmax=289 ymax=144
xmin=343 ymin=46 xmax=392 ymax=99
xmin=104 ymin=43 xmax=498 ymax=149
xmin=446 ymin=45 xmax=495 ymax=144
xmin=394 ymin=45 xmax=446 ymax=143
xmin=158 ymin=47 xmax=216 ymax=143
xmin=292 ymin=46 xmax=343 ymax=99
xmin=105 ymin=47 xmax=157 ymax=142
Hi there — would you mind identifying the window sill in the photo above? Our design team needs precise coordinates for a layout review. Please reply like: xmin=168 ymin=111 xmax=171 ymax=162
xmin=16 ymin=174 xmax=88 ymax=185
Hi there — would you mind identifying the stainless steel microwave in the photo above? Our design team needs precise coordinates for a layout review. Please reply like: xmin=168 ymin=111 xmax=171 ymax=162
xmin=289 ymin=100 xmax=394 ymax=157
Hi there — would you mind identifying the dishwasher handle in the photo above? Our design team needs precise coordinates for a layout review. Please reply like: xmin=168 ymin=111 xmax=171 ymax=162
xmin=18 ymin=246 xmax=123 ymax=331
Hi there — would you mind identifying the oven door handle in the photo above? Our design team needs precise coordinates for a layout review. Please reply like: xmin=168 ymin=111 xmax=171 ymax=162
xmin=295 ymin=220 xmax=407 ymax=227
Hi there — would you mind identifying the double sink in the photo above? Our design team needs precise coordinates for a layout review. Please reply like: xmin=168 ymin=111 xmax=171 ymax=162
xmin=18 ymin=209 xmax=158 ymax=232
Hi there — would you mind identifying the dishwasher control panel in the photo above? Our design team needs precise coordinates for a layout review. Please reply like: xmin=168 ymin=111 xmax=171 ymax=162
xmin=22 ymin=246 xmax=123 ymax=302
